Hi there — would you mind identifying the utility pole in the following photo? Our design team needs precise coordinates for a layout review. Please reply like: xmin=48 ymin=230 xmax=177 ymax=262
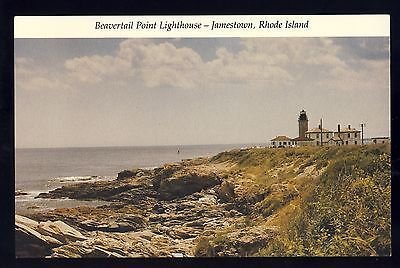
xmin=320 ymin=118 xmax=323 ymax=146
xmin=361 ymin=123 xmax=365 ymax=145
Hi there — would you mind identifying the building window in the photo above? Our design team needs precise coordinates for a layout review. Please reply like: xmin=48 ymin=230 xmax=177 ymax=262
xmin=283 ymin=142 xmax=287 ymax=145
xmin=348 ymin=133 xmax=351 ymax=138
xmin=355 ymin=141 xmax=357 ymax=145
xmin=355 ymin=132 xmax=358 ymax=138
xmin=326 ymin=133 xmax=329 ymax=138
xmin=316 ymin=141 xmax=319 ymax=146
xmin=279 ymin=142 xmax=282 ymax=146
xmin=345 ymin=141 xmax=348 ymax=145
xmin=316 ymin=133 xmax=319 ymax=139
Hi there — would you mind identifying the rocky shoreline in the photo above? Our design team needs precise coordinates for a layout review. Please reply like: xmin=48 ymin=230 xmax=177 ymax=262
xmin=17 ymin=145 xmax=390 ymax=257
xmin=16 ymin=155 xmax=278 ymax=257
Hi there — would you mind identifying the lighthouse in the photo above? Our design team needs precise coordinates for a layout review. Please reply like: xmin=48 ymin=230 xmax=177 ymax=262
xmin=298 ymin=110 xmax=308 ymax=139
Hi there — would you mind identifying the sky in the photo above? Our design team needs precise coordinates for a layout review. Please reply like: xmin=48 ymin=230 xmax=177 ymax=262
xmin=14 ymin=37 xmax=390 ymax=148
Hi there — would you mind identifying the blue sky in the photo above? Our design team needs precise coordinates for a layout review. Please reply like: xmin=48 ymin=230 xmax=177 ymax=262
xmin=15 ymin=37 xmax=390 ymax=148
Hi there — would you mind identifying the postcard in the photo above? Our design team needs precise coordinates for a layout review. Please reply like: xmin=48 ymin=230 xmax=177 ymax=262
xmin=14 ymin=15 xmax=391 ymax=258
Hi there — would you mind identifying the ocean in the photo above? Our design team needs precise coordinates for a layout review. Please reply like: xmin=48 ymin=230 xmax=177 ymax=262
xmin=15 ymin=143 xmax=266 ymax=214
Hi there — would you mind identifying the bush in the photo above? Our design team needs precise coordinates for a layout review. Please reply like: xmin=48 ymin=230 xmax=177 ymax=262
xmin=260 ymin=144 xmax=391 ymax=256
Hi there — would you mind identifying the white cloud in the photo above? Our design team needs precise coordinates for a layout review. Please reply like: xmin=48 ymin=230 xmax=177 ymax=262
xmin=15 ymin=57 xmax=72 ymax=91
xmin=65 ymin=55 xmax=133 ymax=84
xmin=15 ymin=57 xmax=37 ymax=77
xmin=58 ymin=38 xmax=299 ymax=90
xmin=15 ymin=38 xmax=389 ymax=93
xmin=205 ymin=45 xmax=294 ymax=87
xmin=318 ymin=58 xmax=389 ymax=92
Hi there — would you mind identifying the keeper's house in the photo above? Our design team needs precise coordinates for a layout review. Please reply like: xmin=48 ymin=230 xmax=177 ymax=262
xmin=270 ymin=135 xmax=294 ymax=148
xmin=270 ymin=110 xmax=363 ymax=147
xmin=326 ymin=124 xmax=361 ymax=146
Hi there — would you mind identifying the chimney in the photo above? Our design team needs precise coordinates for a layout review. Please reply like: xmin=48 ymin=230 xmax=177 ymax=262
xmin=338 ymin=124 xmax=341 ymax=133
xmin=348 ymin=124 xmax=351 ymax=129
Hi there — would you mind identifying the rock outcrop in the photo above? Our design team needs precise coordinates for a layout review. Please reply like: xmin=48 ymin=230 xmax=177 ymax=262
xmin=35 ymin=181 xmax=137 ymax=200
xmin=36 ymin=161 xmax=224 ymax=202
xmin=22 ymin=150 xmax=323 ymax=258
xmin=15 ymin=190 xmax=28 ymax=196
xmin=157 ymin=168 xmax=222 ymax=200
xmin=216 ymin=181 xmax=235 ymax=202
xmin=117 ymin=168 xmax=152 ymax=180
xmin=17 ymin=145 xmax=390 ymax=257
xmin=15 ymin=215 xmax=86 ymax=258
xmin=195 ymin=225 xmax=278 ymax=257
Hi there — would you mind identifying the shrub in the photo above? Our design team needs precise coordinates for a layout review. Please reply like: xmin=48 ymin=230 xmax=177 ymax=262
xmin=260 ymin=144 xmax=391 ymax=256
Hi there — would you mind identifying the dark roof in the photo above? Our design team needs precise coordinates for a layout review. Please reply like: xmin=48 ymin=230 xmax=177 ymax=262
xmin=370 ymin=136 xmax=390 ymax=139
xmin=306 ymin=127 xmax=333 ymax=133
xmin=292 ymin=136 xmax=314 ymax=141
xmin=271 ymin=135 xmax=292 ymax=141
xmin=329 ymin=136 xmax=343 ymax=142
xmin=338 ymin=128 xmax=360 ymax=133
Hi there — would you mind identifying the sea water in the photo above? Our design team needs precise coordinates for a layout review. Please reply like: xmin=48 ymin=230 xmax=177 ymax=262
xmin=15 ymin=144 xmax=266 ymax=213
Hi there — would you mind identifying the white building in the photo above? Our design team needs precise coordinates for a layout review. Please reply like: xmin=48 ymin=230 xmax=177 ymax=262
xmin=329 ymin=124 xmax=361 ymax=146
xmin=292 ymin=136 xmax=314 ymax=146
xmin=305 ymin=127 xmax=334 ymax=146
xmin=270 ymin=135 xmax=294 ymax=148
xmin=270 ymin=110 xmax=363 ymax=148
xmin=367 ymin=137 xmax=391 ymax=145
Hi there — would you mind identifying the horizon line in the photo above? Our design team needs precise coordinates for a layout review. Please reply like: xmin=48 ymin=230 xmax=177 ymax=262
xmin=15 ymin=141 xmax=270 ymax=150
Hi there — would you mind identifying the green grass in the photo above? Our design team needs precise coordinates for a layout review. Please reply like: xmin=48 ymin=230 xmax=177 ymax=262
xmin=259 ymin=144 xmax=391 ymax=256
xmin=208 ymin=144 xmax=391 ymax=256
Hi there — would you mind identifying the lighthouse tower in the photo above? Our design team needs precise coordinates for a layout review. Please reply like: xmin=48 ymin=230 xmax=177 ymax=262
xmin=298 ymin=110 xmax=308 ymax=138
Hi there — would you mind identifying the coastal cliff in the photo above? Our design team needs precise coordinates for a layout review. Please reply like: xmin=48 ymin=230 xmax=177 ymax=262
xmin=16 ymin=144 xmax=391 ymax=257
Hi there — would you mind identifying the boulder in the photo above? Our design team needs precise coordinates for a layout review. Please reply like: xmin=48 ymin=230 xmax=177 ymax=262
xmin=15 ymin=215 xmax=62 ymax=257
xmin=37 ymin=220 xmax=87 ymax=243
xmin=50 ymin=241 xmax=120 ymax=258
xmin=15 ymin=215 xmax=88 ymax=258
xmin=152 ymin=163 xmax=183 ymax=189
xmin=117 ymin=169 xmax=145 ymax=179
xmin=216 ymin=181 xmax=235 ymax=202
xmin=50 ymin=232 xmax=174 ymax=258
xmin=195 ymin=225 xmax=277 ymax=257
xmin=158 ymin=171 xmax=221 ymax=200
xmin=16 ymin=214 xmax=39 ymax=229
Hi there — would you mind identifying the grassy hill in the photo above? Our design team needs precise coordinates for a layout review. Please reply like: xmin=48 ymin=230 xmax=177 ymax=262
xmin=195 ymin=144 xmax=391 ymax=256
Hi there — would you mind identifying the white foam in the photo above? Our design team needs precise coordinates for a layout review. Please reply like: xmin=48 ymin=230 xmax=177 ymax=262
xmin=50 ymin=175 xmax=96 ymax=183
xmin=143 ymin=166 xmax=158 ymax=170
xmin=49 ymin=175 xmax=115 ymax=184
